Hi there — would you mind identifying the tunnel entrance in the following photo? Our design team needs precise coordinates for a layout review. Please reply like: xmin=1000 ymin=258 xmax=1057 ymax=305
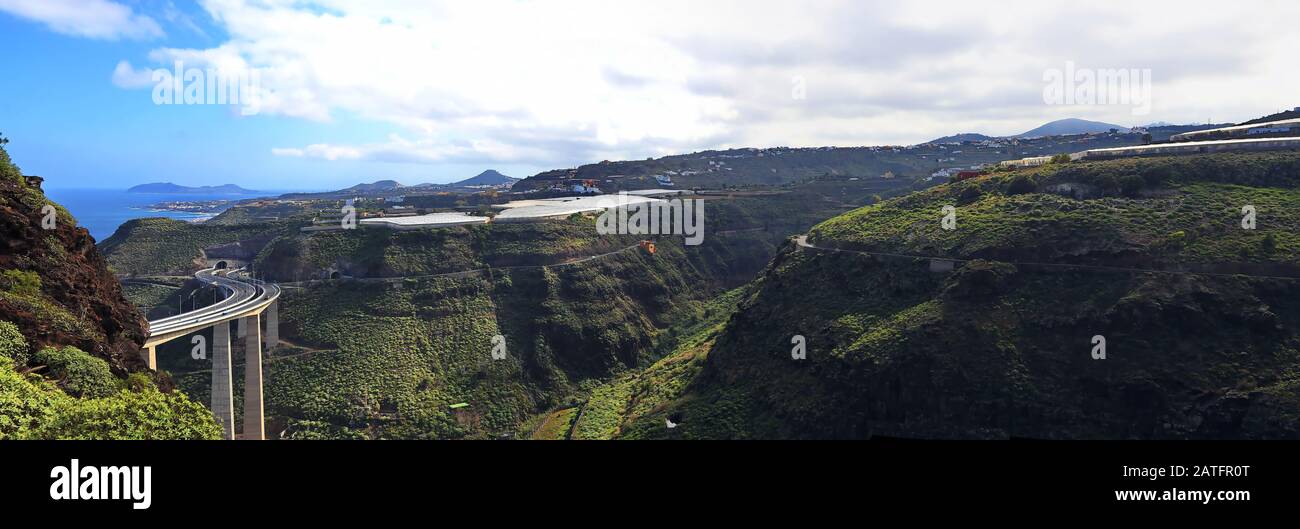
xmin=330 ymin=271 xmax=341 ymax=280
xmin=215 ymin=261 xmax=228 ymax=269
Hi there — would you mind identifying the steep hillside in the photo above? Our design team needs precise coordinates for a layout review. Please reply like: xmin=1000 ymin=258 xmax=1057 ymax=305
xmin=0 ymin=144 xmax=220 ymax=439
xmin=102 ymin=173 xmax=927 ymax=439
xmin=613 ymin=151 xmax=1300 ymax=440
xmin=100 ymin=218 xmax=291 ymax=275
xmin=552 ymin=287 xmax=745 ymax=440
xmin=1242 ymin=109 xmax=1300 ymax=125
xmin=161 ymin=230 xmax=750 ymax=439
xmin=0 ymin=151 xmax=148 ymax=372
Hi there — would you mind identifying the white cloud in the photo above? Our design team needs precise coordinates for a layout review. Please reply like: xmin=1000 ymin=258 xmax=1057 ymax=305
xmin=110 ymin=0 xmax=1300 ymax=168
xmin=269 ymin=147 xmax=305 ymax=157
xmin=271 ymin=144 xmax=362 ymax=161
xmin=0 ymin=0 xmax=162 ymax=40
xmin=110 ymin=60 xmax=155 ymax=89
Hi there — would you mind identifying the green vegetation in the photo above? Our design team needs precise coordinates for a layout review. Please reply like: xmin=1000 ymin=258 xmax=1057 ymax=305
xmin=33 ymin=345 xmax=119 ymax=398
xmin=1 ymin=142 xmax=221 ymax=439
xmin=116 ymin=163 xmax=928 ymax=439
xmin=547 ymin=288 xmax=745 ymax=440
xmin=0 ymin=315 xmax=217 ymax=441
xmin=811 ymin=152 xmax=1300 ymax=265
xmin=525 ymin=407 xmax=579 ymax=440
xmin=121 ymin=282 xmax=179 ymax=310
xmin=165 ymin=256 xmax=617 ymax=438
xmin=0 ymin=288 xmax=101 ymax=346
xmin=0 ymin=336 xmax=220 ymax=440
xmin=167 ymin=229 xmax=754 ymax=439
xmin=98 ymin=217 xmax=290 ymax=274
xmin=629 ymin=151 xmax=1300 ymax=439
xmin=31 ymin=380 xmax=222 ymax=440
xmin=0 ymin=134 xmax=22 ymax=186
xmin=0 ymin=321 xmax=27 ymax=366
xmin=1 ymin=269 xmax=41 ymax=297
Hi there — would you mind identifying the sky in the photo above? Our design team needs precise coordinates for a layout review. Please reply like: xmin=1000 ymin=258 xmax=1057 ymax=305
xmin=1 ymin=0 xmax=1297 ymax=190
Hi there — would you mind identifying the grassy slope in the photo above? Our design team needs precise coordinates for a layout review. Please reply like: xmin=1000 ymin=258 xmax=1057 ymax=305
xmin=108 ymin=175 xmax=925 ymax=439
xmin=169 ymin=234 xmax=725 ymax=439
xmin=811 ymin=152 xmax=1300 ymax=263
xmin=539 ymin=288 xmax=746 ymax=440
xmin=616 ymin=151 xmax=1300 ymax=439
xmin=99 ymin=218 xmax=290 ymax=275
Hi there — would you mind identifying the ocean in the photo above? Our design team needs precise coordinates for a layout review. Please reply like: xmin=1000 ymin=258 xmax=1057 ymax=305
xmin=42 ymin=189 xmax=284 ymax=242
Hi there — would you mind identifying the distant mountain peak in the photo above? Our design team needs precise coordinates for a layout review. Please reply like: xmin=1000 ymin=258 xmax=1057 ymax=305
xmin=452 ymin=169 xmax=518 ymax=187
xmin=926 ymin=132 xmax=995 ymax=144
xmin=342 ymin=180 xmax=405 ymax=192
xmin=1015 ymin=118 xmax=1129 ymax=138
xmin=925 ymin=118 xmax=1131 ymax=144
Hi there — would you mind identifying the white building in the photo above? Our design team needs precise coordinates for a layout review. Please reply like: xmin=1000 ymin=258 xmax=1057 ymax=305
xmin=1170 ymin=118 xmax=1300 ymax=142
xmin=999 ymin=156 xmax=1053 ymax=168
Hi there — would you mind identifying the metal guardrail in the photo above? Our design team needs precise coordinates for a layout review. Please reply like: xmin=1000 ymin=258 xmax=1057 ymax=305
xmin=146 ymin=268 xmax=281 ymax=339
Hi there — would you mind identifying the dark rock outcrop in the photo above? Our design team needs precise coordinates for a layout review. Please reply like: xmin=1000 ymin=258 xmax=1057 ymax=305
xmin=0 ymin=160 xmax=148 ymax=373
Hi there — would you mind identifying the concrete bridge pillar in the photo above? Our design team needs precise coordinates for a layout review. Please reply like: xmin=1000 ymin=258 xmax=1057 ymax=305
xmin=237 ymin=317 xmax=247 ymax=338
xmin=242 ymin=315 xmax=264 ymax=440
xmin=265 ymin=301 xmax=279 ymax=350
xmin=142 ymin=346 xmax=156 ymax=371
xmin=211 ymin=321 xmax=234 ymax=440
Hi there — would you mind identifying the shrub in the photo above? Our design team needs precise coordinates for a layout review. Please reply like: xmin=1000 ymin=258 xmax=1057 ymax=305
xmin=1 ymin=352 xmax=220 ymax=440
xmin=0 ymin=269 xmax=41 ymax=298
xmin=1006 ymin=174 xmax=1038 ymax=195
xmin=0 ymin=143 xmax=23 ymax=186
xmin=1119 ymin=174 xmax=1145 ymax=197
xmin=29 ymin=385 xmax=222 ymax=440
xmin=1262 ymin=233 xmax=1278 ymax=255
xmin=1166 ymin=230 xmax=1187 ymax=250
xmin=33 ymin=346 xmax=118 ymax=398
xmin=0 ymin=361 xmax=65 ymax=439
xmin=1049 ymin=153 xmax=1072 ymax=164
xmin=957 ymin=185 xmax=983 ymax=205
xmin=0 ymin=320 xmax=28 ymax=366
xmin=126 ymin=372 xmax=154 ymax=392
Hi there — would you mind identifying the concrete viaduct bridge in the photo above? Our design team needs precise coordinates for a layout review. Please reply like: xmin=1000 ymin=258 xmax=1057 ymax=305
xmin=142 ymin=268 xmax=281 ymax=440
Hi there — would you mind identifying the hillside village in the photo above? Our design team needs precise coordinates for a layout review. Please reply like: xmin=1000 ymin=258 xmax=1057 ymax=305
xmin=180 ymin=118 xmax=1272 ymax=236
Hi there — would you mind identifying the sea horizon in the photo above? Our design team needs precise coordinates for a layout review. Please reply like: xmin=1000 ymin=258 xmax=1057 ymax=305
xmin=43 ymin=188 xmax=307 ymax=242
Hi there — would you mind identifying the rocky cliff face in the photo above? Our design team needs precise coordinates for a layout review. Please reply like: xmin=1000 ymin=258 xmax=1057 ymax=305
xmin=0 ymin=148 xmax=148 ymax=373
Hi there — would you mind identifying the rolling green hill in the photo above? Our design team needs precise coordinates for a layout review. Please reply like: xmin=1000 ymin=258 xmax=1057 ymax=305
xmin=606 ymin=151 xmax=1300 ymax=440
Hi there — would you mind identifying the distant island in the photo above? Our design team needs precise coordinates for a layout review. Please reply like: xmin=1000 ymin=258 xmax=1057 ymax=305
xmin=127 ymin=182 xmax=262 ymax=195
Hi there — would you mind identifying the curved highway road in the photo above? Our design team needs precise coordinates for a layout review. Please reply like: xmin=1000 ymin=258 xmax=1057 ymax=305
xmin=144 ymin=268 xmax=281 ymax=349
xmin=141 ymin=268 xmax=281 ymax=440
